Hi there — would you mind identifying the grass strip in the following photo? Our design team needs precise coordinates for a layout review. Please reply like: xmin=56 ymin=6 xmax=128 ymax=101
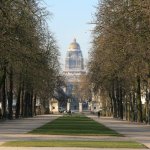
xmin=29 ymin=115 xmax=120 ymax=136
xmin=1 ymin=141 xmax=146 ymax=148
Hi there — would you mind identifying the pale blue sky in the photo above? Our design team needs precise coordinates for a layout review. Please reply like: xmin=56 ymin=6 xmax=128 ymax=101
xmin=42 ymin=0 xmax=98 ymax=67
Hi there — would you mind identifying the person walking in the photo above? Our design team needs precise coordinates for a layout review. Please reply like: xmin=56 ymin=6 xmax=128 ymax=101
xmin=97 ymin=111 xmax=100 ymax=118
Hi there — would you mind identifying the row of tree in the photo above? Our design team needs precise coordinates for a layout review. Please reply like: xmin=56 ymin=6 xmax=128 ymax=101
xmin=89 ymin=0 xmax=150 ymax=123
xmin=0 ymin=0 xmax=61 ymax=119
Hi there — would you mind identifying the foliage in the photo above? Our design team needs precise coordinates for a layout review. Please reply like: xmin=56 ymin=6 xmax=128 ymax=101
xmin=0 ymin=0 xmax=62 ymax=119
xmin=89 ymin=0 xmax=150 ymax=122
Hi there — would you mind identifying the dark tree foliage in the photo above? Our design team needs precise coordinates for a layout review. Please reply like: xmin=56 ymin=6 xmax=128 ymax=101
xmin=89 ymin=0 xmax=150 ymax=123
xmin=0 ymin=0 xmax=61 ymax=119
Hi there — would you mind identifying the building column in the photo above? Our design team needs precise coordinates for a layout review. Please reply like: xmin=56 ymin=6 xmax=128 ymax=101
xmin=67 ymin=102 xmax=70 ymax=112
xmin=79 ymin=102 xmax=82 ymax=113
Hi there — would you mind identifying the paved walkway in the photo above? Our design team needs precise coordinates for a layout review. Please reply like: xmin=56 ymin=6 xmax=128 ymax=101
xmin=88 ymin=115 xmax=150 ymax=149
xmin=0 ymin=114 xmax=149 ymax=150
xmin=0 ymin=115 xmax=60 ymax=134
xmin=0 ymin=148 xmax=148 ymax=150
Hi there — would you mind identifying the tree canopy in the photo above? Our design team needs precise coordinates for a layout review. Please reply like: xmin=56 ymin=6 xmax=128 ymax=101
xmin=0 ymin=0 xmax=62 ymax=119
xmin=89 ymin=0 xmax=150 ymax=123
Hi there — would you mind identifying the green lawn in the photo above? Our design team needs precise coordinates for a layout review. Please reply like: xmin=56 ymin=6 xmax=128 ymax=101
xmin=2 ymin=115 xmax=147 ymax=149
xmin=29 ymin=115 xmax=120 ymax=136
xmin=1 ymin=141 xmax=146 ymax=148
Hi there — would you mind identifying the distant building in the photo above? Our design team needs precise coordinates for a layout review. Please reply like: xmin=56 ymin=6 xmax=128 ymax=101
xmin=63 ymin=38 xmax=86 ymax=103
xmin=49 ymin=98 xmax=59 ymax=114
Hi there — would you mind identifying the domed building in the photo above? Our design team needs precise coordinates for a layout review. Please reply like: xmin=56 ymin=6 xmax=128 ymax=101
xmin=64 ymin=39 xmax=86 ymax=104
xmin=65 ymin=38 xmax=84 ymax=71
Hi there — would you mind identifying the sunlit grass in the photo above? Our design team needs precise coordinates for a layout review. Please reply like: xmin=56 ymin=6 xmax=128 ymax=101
xmin=1 ymin=141 xmax=146 ymax=148
xmin=29 ymin=115 xmax=120 ymax=136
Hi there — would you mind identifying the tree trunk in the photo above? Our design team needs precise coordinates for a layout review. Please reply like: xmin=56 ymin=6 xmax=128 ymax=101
xmin=33 ymin=94 xmax=37 ymax=116
xmin=112 ymin=81 xmax=117 ymax=118
xmin=0 ymin=88 xmax=2 ymax=119
xmin=15 ymin=81 xmax=21 ymax=118
xmin=29 ymin=90 xmax=33 ymax=117
xmin=148 ymin=91 xmax=150 ymax=124
xmin=21 ymin=81 xmax=25 ymax=117
xmin=24 ymin=89 xmax=33 ymax=117
xmin=8 ymin=67 xmax=13 ymax=119
xmin=137 ymin=76 xmax=143 ymax=122
xmin=125 ymin=96 xmax=128 ymax=120
xmin=132 ymin=92 xmax=137 ymax=122
xmin=24 ymin=90 xmax=29 ymax=117
xmin=129 ymin=93 xmax=133 ymax=121
xmin=146 ymin=87 xmax=150 ymax=124
xmin=119 ymin=85 xmax=123 ymax=120
xmin=116 ymin=80 xmax=124 ymax=119
xmin=2 ymin=66 xmax=7 ymax=119
xmin=116 ymin=80 xmax=120 ymax=118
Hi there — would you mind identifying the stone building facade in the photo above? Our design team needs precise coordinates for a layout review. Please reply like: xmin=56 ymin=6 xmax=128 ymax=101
xmin=63 ymin=39 xmax=86 ymax=108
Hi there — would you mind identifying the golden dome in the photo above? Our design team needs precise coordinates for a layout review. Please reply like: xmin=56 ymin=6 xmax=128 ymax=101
xmin=69 ymin=38 xmax=80 ymax=50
